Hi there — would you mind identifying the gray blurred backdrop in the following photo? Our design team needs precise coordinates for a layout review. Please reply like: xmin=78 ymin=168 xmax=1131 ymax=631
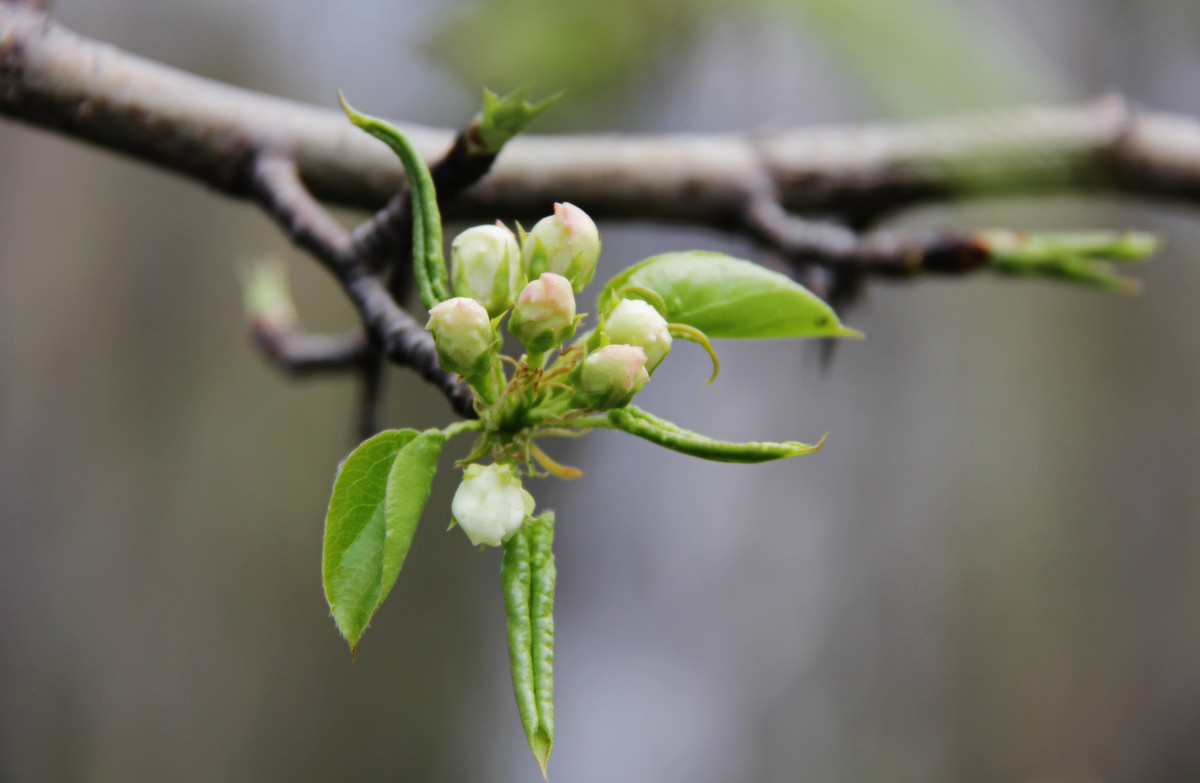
xmin=3 ymin=1 xmax=1200 ymax=781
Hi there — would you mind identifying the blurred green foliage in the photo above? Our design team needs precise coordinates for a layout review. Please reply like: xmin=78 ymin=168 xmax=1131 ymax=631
xmin=429 ymin=0 xmax=1059 ymax=119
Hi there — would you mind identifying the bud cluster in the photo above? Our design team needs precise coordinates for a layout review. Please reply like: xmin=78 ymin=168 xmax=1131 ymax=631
xmin=424 ymin=203 xmax=682 ymax=546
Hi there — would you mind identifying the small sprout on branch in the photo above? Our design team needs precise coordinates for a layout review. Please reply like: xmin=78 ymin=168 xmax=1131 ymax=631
xmin=981 ymin=229 xmax=1161 ymax=292
xmin=240 ymin=259 xmax=298 ymax=334
xmin=469 ymin=86 xmax=562 ymax=155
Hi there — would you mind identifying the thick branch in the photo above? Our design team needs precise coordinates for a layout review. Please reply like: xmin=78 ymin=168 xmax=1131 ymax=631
xmin=5 ymin=2 xmax=1200 ymax=229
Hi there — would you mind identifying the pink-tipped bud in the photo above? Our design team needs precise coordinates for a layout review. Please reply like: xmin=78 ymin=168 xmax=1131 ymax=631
xmin=508 ymin=272 xmax=577 ymax=354
xmin=450 ymin=223 xmax=523 ymax=318
xmin=574 ymin=344 xmax=650 ymax=410
xmin=426 ymin=297 xmax=495 ymax=378
xmin=521 ymin=202 xmax=600 ymax=293
xmin=603 ymin=298 xmax=672 ymax=373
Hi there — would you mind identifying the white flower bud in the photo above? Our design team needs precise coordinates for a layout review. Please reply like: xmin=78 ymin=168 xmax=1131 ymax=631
xmin=522 ymin=202 xmax=600 ymax=293
xmin=450 ymin=223 xmax=523 ymax=318
xmin=574 ymin=344 xmax=650 ymax=410
xmin=426 ymin=297 xmax=494 ymax=378
xmin=451 ymin=463 xmax=535 ymax=547
xmin=508 ymin=273 xmax=577 ymax=354
xmin=603 ymin=298 xmax=672 ymax=373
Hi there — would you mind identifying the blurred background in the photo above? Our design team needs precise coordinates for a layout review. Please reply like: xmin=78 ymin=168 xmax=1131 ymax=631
xmin=3 ymin=1 xmax=1200 ymax=781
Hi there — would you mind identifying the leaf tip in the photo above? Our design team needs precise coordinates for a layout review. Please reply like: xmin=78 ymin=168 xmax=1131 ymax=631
xmin=786 ymin=432 xmax=829 ymax=457
xmin=531 ymin=730 xmax=553 ymax=780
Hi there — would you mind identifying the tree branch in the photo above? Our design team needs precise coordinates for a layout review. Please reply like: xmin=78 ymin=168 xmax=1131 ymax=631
xmin=742 ymin=197 xmax=987 ymax=278
xmin=0 ymin=0 xmax=1183 ymax=415
xmin=5 ymin=1 xmax=1200 ymax=229
xmin=246 ymin=152 xmax=475 ymax=418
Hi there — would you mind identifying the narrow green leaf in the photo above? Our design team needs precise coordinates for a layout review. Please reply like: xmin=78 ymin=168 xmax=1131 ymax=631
xmin=608 ymin=405 xmax=826 ymax=463
xmin=322 ymin=428 xmax=444 ymax=652
xmin=598 ymin=251 xmax=860 ymax=340
xmin=502 ymin=513 xmax=556 ymax=779
xmin=338 ymin=93 xmax=448 ymax=309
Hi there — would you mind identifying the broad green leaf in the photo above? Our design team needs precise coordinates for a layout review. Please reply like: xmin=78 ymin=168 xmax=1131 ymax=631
xmin=323 ymin=428 xmax=445 ymax=652
xmin=339 ymin=93 xmax=448 ymax=310
xmin=608 ymin=405 xmax=825 ymax=463
xmin=380 ymin=429 xmax=446 ymax=606
xmin=598 ymin=251 xmax=860 ymax=339
xmin=502 ymin=513 xmax=556 ymax=779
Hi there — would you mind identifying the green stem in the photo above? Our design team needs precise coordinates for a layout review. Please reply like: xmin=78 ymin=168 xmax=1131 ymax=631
xmin=441 ymin=419 xmax=485 ymax=439
xmin=560 ymin=414 xmax=616 ymax=430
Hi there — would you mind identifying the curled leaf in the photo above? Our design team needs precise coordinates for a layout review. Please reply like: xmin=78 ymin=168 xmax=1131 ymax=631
xmin=339 ymin=93 xmax=448 ymax=309
xmin=502 ymin=513 xmax=557 ymax=779
xmin=667 ymin=322 xmax=720 ymax=384
xmin=608 ymin=405 xmax=825 ymax=463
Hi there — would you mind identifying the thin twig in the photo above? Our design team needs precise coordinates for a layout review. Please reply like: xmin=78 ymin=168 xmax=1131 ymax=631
xmin=251 ymin=328 xmax=369 ymax=376
xmin=743 ymin=197 xmax=988 ymax=279
xmin=246 ymin=152 xmax=475 ymax=417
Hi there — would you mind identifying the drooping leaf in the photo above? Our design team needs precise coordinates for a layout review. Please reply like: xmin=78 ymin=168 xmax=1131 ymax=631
xmin=322 ymin=428 xmax=445 ymax=652
xmin=607 ymin=405 xmax=826 ymax=463
xmin=338 ymin=93 xmax=448 ymax=309
xmin=598 ymin=251 xmax=860 ymax=339
xmin=502 ymin=513 xmax=556 ymax=779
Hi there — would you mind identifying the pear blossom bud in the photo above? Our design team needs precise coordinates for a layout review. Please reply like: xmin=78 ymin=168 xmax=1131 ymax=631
xmin=451 ymin=463 xmax=535 ymax=547
xmin=508 ymin=273 xmax=577 ymax=354
xmin=522 ymin=202 xmax=600 ymax=293
xmin=426 ymin=297 xmax=494 ymax=378
xmin=450 ymin=223 xmax=523 ymax=317
xmin=574 ymin=344 xmax=650 ymax=410
xmin=603 ymin=298 xmax=672 ymax=373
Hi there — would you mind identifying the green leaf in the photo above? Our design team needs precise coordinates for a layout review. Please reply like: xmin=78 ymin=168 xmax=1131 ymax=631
xmin=597 ymin=251 xmax=860 ymax=339
xmin=607 ymin=405 xmax=826 ymax=463
xmin=502 ymin=513 xmax=556 ymax=779
xmin=470 ymin=86 xmax=562 ymax=155
xmin=338 ymin=93 xmax=448 ymax=310
xmin=323 ymin=428 xmax=445 ymax=652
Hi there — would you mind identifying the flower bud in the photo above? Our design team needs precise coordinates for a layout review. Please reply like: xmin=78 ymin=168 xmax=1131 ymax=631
xmin=603 ymin=298 xmax=672 ymax=373
xmin=508 ymin=273 xmax=577 ymax=354
xmin=451 ymin=463 xmax=535 ymax=547
xmin=522 ymin=202 xmax=600 ymax=293
xmin=426 ymin=297 xmax=495 ymax=378
xmin=574 ymin=344 xmax=650 ymax=410
xmin=450 ymin=223 xmax=523 ymax=317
